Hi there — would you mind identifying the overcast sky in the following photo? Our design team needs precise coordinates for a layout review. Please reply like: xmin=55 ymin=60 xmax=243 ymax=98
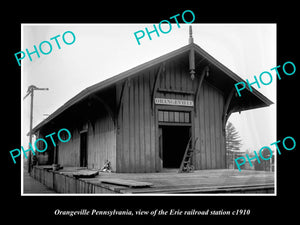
xmin=21 ymin=23 xmax=276 ymax=153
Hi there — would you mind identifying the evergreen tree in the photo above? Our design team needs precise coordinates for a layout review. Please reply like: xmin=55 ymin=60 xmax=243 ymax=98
xmin=226 ymin=121 xmax=242 ymax=151
xmin=225 ymin=121 xmax=243 ymax=168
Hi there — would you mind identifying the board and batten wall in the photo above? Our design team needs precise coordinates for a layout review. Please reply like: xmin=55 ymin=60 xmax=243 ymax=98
xmin=57 ymin=128 xmax=80 ymax=167
xmin=116 ymin=59 xmax=226 ymax=173
xmin=56 ymin=58 xmax=226 ymax=172
xmin=194 ymin=81 xmax=226 ymax=170
xmin=57 ymin=108 xmax=116 ymax=170
xmin=116 ymin=67 xmax=157 ymax=173
xmin=87 ymin=110 xmax=116 ymax=170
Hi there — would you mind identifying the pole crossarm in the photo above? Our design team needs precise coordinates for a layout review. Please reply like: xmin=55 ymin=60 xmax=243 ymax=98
xmin=23 ymin=85 xmax=49 ymax=100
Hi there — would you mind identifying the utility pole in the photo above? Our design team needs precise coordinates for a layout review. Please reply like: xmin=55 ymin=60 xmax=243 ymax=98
xmin=24 ymin=85 xmax=49 ymax=173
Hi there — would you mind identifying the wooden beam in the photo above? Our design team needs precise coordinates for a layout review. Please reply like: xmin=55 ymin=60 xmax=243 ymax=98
xmin=195 ymin=57 xmax=206 ymax=68
xmin=91 ymin=94 xmax=116 ymax=125
xmin=151 ymin=63 xmax=165 ymax=114
xmin=194 ymin=65 xmax=209 ymax=114
xmin=157 ymin=88 xmax=194 ymax=95
xmin=101 ymin=178 xmax=153 ymax=188
xmin=222 ymin=88 xmax=235 ymax=130
xmin=225 ymin=109 xmax=234 ymax=125
xmin=116 ymin=79 xmax=129 ymax=116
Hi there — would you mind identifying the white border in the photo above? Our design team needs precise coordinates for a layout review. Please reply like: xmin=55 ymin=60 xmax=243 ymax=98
xmin=20 ymin=23 xmax=277 ymax=197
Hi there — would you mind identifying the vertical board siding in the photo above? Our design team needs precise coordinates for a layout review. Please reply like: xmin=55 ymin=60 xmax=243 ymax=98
xmin=116 ymin=60 xmax=226 ymax=172
xmin=87 ymin=111 xmax=116 ymax=171
xmin=129 ymin=78 xmax=135 ymax=173
xmin=122 ymin=80 xmax=130 ymax=172
xmin=134 ymin=77 xmax=141 ymax=172
xmin=209 ymin=87 xmax=216 ymax=169
xmin=116 ymin=68 xmax=158 ymax=173
xmin=199 ymin=85 xmax=206 ymax=169
xmin=116 ymin=61 xmax=196 ymax=173
xmin=57 ymin=106 xmax=116 ymax=170
xmin=138 ymin=75 xmax=146 ymax=172
xmin=156 ymin=61 xmax=194 ymax=102
xmin=41 ymin=57 xmax=227 ymax=173
xmin=204 ymin=84 xmax=211 ymax=169
xmin=144 ymin=71 xmax=152 ymax=172
xmin=149 ymin=70 xmax=157 ymax=172
xmin=194 ymin=81 xmax=225 ymax=170
xmin=58 ymin=128 xmax=80 ymax=167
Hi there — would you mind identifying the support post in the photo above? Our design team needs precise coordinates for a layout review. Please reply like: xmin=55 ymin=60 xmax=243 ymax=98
xmin=91 ymin=94 xmax=116 ymax=126
xmin=151 ymin=63 xmax=165 ymax=114
xmin=28 ymin=91 xmax=34 ymax=173
xmin=194 ymin=65 xmax=209 ymax=114
xmin=222 ymin=88 xmax=235 ymax=130
xmin=24 ymin=85 xmax=49 ymax=173
xmin=117 ymin=79 xmax=129 ymax=117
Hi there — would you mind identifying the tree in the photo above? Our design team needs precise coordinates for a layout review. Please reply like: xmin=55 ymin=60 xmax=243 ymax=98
xmin=226 ymin=121 xmax=242 ymax=151
xmin=225 ymin=121 xmax=243 ymax=169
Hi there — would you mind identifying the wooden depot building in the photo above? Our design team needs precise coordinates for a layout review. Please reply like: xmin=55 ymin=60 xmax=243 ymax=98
xmin=31 ymin=28 xmax=273 ymax=174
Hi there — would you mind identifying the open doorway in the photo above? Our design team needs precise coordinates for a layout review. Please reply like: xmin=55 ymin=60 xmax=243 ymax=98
xmin=160 ymin=126 xmax=191 ymax=169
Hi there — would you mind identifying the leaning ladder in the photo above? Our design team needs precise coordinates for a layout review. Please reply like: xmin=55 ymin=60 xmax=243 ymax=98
xmin=178 ymin=137 xmax=198 ymax=173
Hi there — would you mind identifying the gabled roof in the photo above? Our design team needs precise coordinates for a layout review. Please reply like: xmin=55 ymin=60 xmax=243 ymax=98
xmin=31 ymin=42 xmax=273 ymax=133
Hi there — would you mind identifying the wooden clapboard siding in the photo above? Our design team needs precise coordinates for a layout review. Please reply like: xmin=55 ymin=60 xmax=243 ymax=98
xmin=87 ymin=110 xmax=116 ymax=171
xmin=194 ymin=80 xmax=225 ymax=170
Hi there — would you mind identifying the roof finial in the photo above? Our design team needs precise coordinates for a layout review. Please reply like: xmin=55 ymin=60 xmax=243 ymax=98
xmin=189 ymin=25 xmax=194 ymax=44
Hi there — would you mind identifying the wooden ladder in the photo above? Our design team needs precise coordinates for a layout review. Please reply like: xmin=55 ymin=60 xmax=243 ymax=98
xmin=178 ymin=137 xmax=198 ymax=173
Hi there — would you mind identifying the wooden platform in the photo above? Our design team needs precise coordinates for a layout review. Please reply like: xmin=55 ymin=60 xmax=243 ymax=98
xmin=98 ymin=169 xmax=274 ymax=193
xmin=30 ymin=166 xmax=275 ymax=194
xmin=100 ymin=179 xmax=153 ymax=188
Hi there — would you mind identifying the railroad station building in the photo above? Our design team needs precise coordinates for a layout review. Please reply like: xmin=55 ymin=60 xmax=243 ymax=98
xmin=31 ymin=29 xmax=273 ymax=173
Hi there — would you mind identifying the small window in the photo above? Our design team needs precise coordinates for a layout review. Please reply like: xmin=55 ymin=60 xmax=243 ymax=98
xmin=158 ymin=111 xmax=164 ymax=121
xmin=184 ymin=112 xmax=190 ymax=123
xmin=163 ymin=111 xmax=169 ymax=122
xmin=174 ymin=112 xmax=180 ymax=122
xmin=158 ymin=110 xmax=190 ymax=123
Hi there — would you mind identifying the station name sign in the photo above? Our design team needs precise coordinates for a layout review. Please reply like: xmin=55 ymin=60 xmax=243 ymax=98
xmin=154 ymin=98 xmax=194 ymax=107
